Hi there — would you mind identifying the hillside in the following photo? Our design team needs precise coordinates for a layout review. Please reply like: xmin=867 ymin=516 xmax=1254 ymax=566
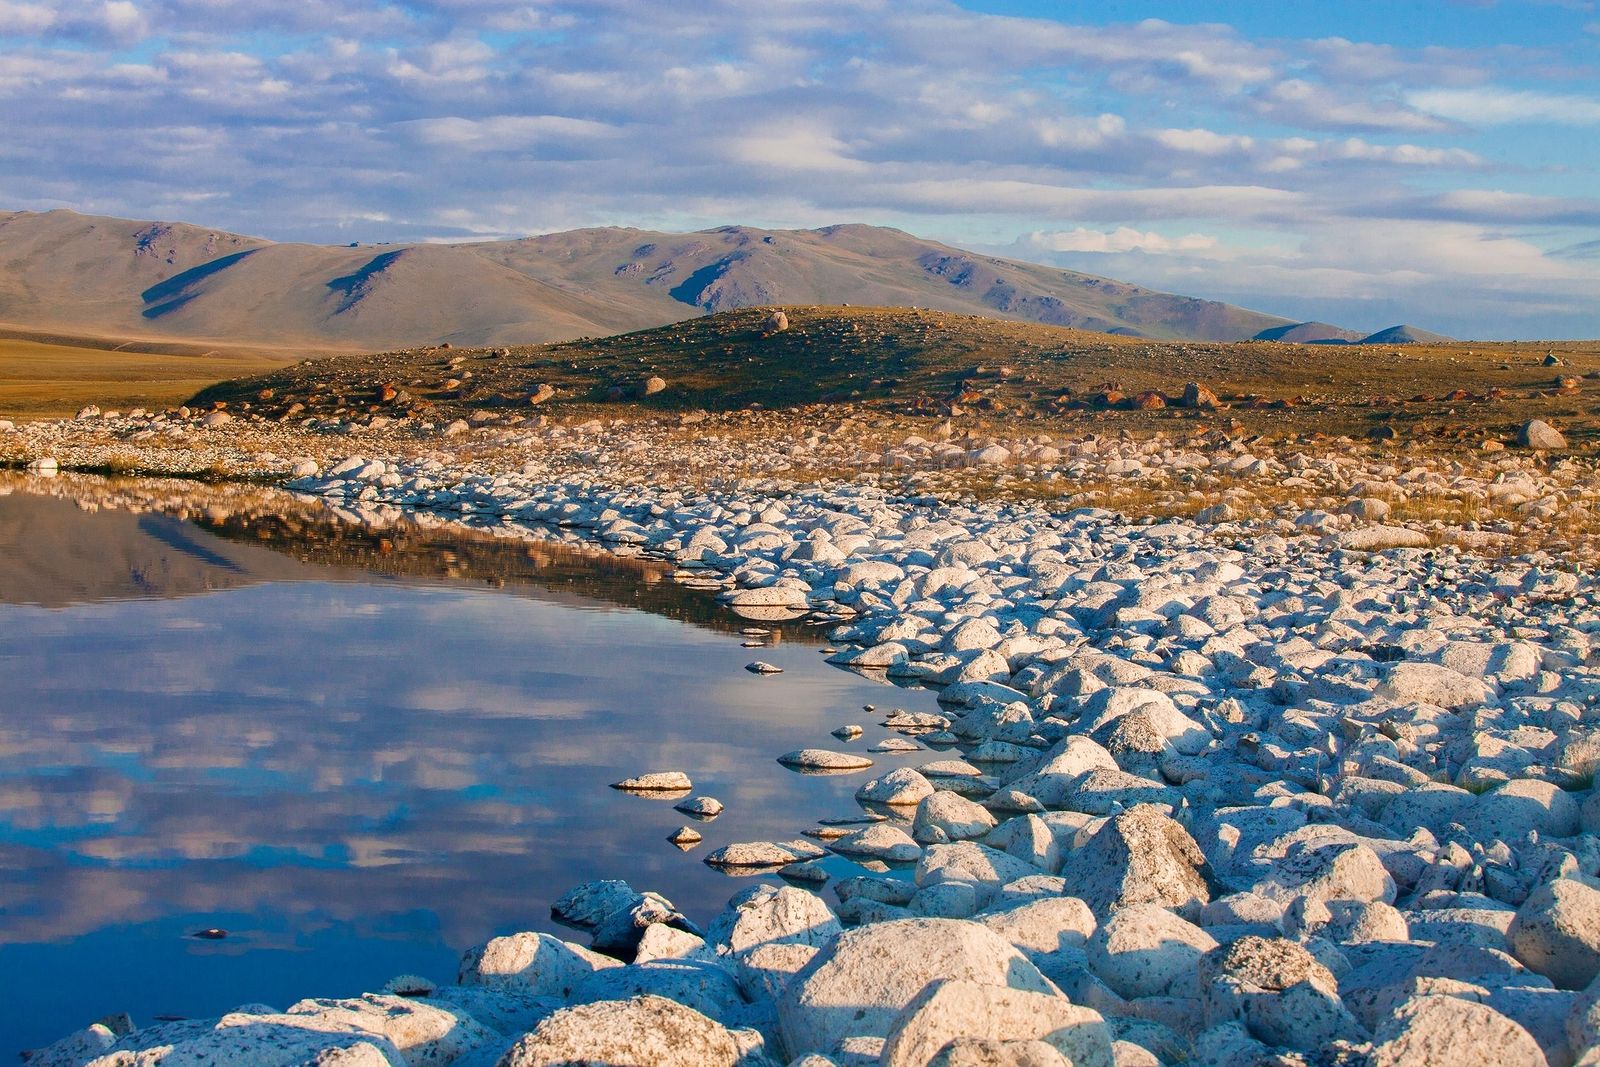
xmin=193 ymin=305 xmax=1600 ymax=447
xmin=0 ymin=209 xmax=1295 ymax=350
xmin=1252 ymin=321 xmax=1368 ymax=344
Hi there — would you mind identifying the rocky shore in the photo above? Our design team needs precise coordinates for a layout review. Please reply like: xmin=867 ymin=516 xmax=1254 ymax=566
xmin=10 ymin=404 xmax=1600 ymax=1066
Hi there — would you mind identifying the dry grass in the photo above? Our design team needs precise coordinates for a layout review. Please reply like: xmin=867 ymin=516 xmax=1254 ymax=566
xmin=0 ymin=335 xmax=291 ymax=419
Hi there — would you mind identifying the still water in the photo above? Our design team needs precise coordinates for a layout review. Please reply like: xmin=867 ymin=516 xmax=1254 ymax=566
xmin=0 ymin=476 xmax=939 ymax=1054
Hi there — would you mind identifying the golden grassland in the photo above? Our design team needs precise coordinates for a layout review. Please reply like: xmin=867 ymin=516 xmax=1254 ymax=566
xmin=0 ymin=330 xmax=300 ymax=418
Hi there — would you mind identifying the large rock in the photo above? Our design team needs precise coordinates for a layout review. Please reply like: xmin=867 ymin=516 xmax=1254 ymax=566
xmin=857 ymin=766 xmax=936 ymax=806
xmin=551 ymin=879 xmax=640 ymax=928
xmin=499 ymin=994 xmax=739 ymax=1066
xmin=914 ymin=791 xmax=999 ymax=844
xmin=832 ymin=823 xmax=922 ymax=862
xmin=283 ymin=994 xmax=495 ymax=1064
xmin=709 ymin=883 xmax=840 ymax=956
xmin=1378 ymin=662 xmax=1495 ymax=709
xmin=881 ymin=980 xmax=1113 ymax=1067
xmin=1086 ymin=903 xmax=1217 ymax=999
xmin=917 ymin=843 xmax=1041 ymax=907
xmin=94 ymin=1013 xmax=404 ymax=1065
xmin=1198 ymin=936 xmax=1364 ymax=1051
xmin=778 ymin=918 xmax=1057 ymax=1056
xmin=1256 ymin=840 xmax=1395 ymax=906
xmin=927 ymin=1037 xmax=1070 ymax=1065
xmin=1520 ymin=419 xmax=1566 ymax=450
xmin=1466 ymin=779 xmax=1582 ymax=842
xmin=1062 ymin=806 xmax=1214 ymax=916
xmin=458 ymin=931 xmax=617 ymax=998
xmin=1370 ymin=994 xmax=1544 ymax=1066
xmin=1509 ymin=877 xmax=1600 ymax=989
xmin=567 ymin=960 xmax=746 ymax=1025
xmin=978 ymin=898 xmax=1097 ymax=985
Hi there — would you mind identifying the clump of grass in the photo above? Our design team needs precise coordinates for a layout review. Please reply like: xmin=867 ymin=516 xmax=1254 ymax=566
xmin=103 ymin=451 xmax=142 ymax=475
xmin=198 ymin=459 xmax=237 ymax=482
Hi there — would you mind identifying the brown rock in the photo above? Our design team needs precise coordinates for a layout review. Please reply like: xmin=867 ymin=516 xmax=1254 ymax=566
xmin=1181 ymin=382 xmax=1219 ymax=409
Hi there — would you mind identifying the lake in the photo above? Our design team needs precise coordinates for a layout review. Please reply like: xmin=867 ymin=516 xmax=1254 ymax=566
xmin=0 ymin=475 xmax=940 ymax=1054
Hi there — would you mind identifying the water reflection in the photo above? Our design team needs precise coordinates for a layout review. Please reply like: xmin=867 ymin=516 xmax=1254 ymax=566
xmin=0 ymin=475 xmax=938 ymax=1053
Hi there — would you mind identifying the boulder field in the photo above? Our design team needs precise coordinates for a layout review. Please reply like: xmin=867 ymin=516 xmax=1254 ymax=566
xmin=14 ymin=409 xmax=1600 ymax=1065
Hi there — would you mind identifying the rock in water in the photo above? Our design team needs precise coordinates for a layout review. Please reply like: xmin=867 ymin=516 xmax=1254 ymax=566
xmin=611 ymin=771 xmax=693 ymax=792
xmin=674 ymin=795 xmax=725 ymax=818
xmin=777 ymin=749 xmax=874 ymax=771
xmin=856 ymin=766 xmax=936 ymax=806
xmin=746 ymin=661 xmax=783 ymax=674
xmin=668 ymin=826 xmax=702 ymax=848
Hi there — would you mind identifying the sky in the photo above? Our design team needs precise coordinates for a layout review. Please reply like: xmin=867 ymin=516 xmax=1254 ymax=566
xmin=1 ymin=0 xmax=1598 ymax=339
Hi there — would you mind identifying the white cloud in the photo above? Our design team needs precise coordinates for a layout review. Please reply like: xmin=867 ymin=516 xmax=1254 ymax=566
xmin=400 ymin=114 xmax=619 ymax=150
xmin=1024 ymin=227 xmax=1219 ymax=254
xmin=0 ymin=0 xmax=1595 ymax=335
xmin=1155 ymin=128 xmax=1253 ymax=154
xmin=1409 ymin=86 xmax=1600 ymax=124
xmin=0 ymin=1 xmax=57 ymax=33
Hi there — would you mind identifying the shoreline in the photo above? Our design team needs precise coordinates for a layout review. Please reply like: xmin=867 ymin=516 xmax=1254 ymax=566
xmin=11 ymin=407 xmax=1600 ymax=1066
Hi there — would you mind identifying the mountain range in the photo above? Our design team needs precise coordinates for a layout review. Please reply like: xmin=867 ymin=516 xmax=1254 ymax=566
xmin=0 ymin=209 xmax=1446 ymax=351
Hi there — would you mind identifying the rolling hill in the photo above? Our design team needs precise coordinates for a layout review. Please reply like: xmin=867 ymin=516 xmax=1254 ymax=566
xmin=0 ymin=209 xmax=1298 ymax=350
xmin=192 ymin=304 xmax=1599 ymax=451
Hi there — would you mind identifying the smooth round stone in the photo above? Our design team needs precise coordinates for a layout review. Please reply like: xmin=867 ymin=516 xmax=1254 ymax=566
xmin=778 ymin=749 xmax=875 ymax=771
xmin=871 ymin=738 xmax=924 ymax=753
xmin=674 ymin=795 xmax=725 ymax=818
xmin=830 ymin=824 xmax=922 ymax=863
xmin=746 ymin=661 xmax=783 ymax=674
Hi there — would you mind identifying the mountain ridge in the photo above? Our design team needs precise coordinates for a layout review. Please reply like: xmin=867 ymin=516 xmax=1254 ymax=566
xmin=0 ymin=208 xmax=1301 ymax=350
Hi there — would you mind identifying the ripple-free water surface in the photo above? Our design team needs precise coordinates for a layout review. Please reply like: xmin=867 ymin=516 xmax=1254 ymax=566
xmin=0 ymin=480 xmax=941 ymax=1053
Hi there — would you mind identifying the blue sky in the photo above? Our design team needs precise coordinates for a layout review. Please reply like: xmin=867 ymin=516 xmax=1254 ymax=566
xmin=2 ymin=0 xmax=1597 ymax=338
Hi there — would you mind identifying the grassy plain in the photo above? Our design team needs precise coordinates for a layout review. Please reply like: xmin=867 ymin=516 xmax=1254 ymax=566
xmin=0 ymin=328 xmax=296 ymax=418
